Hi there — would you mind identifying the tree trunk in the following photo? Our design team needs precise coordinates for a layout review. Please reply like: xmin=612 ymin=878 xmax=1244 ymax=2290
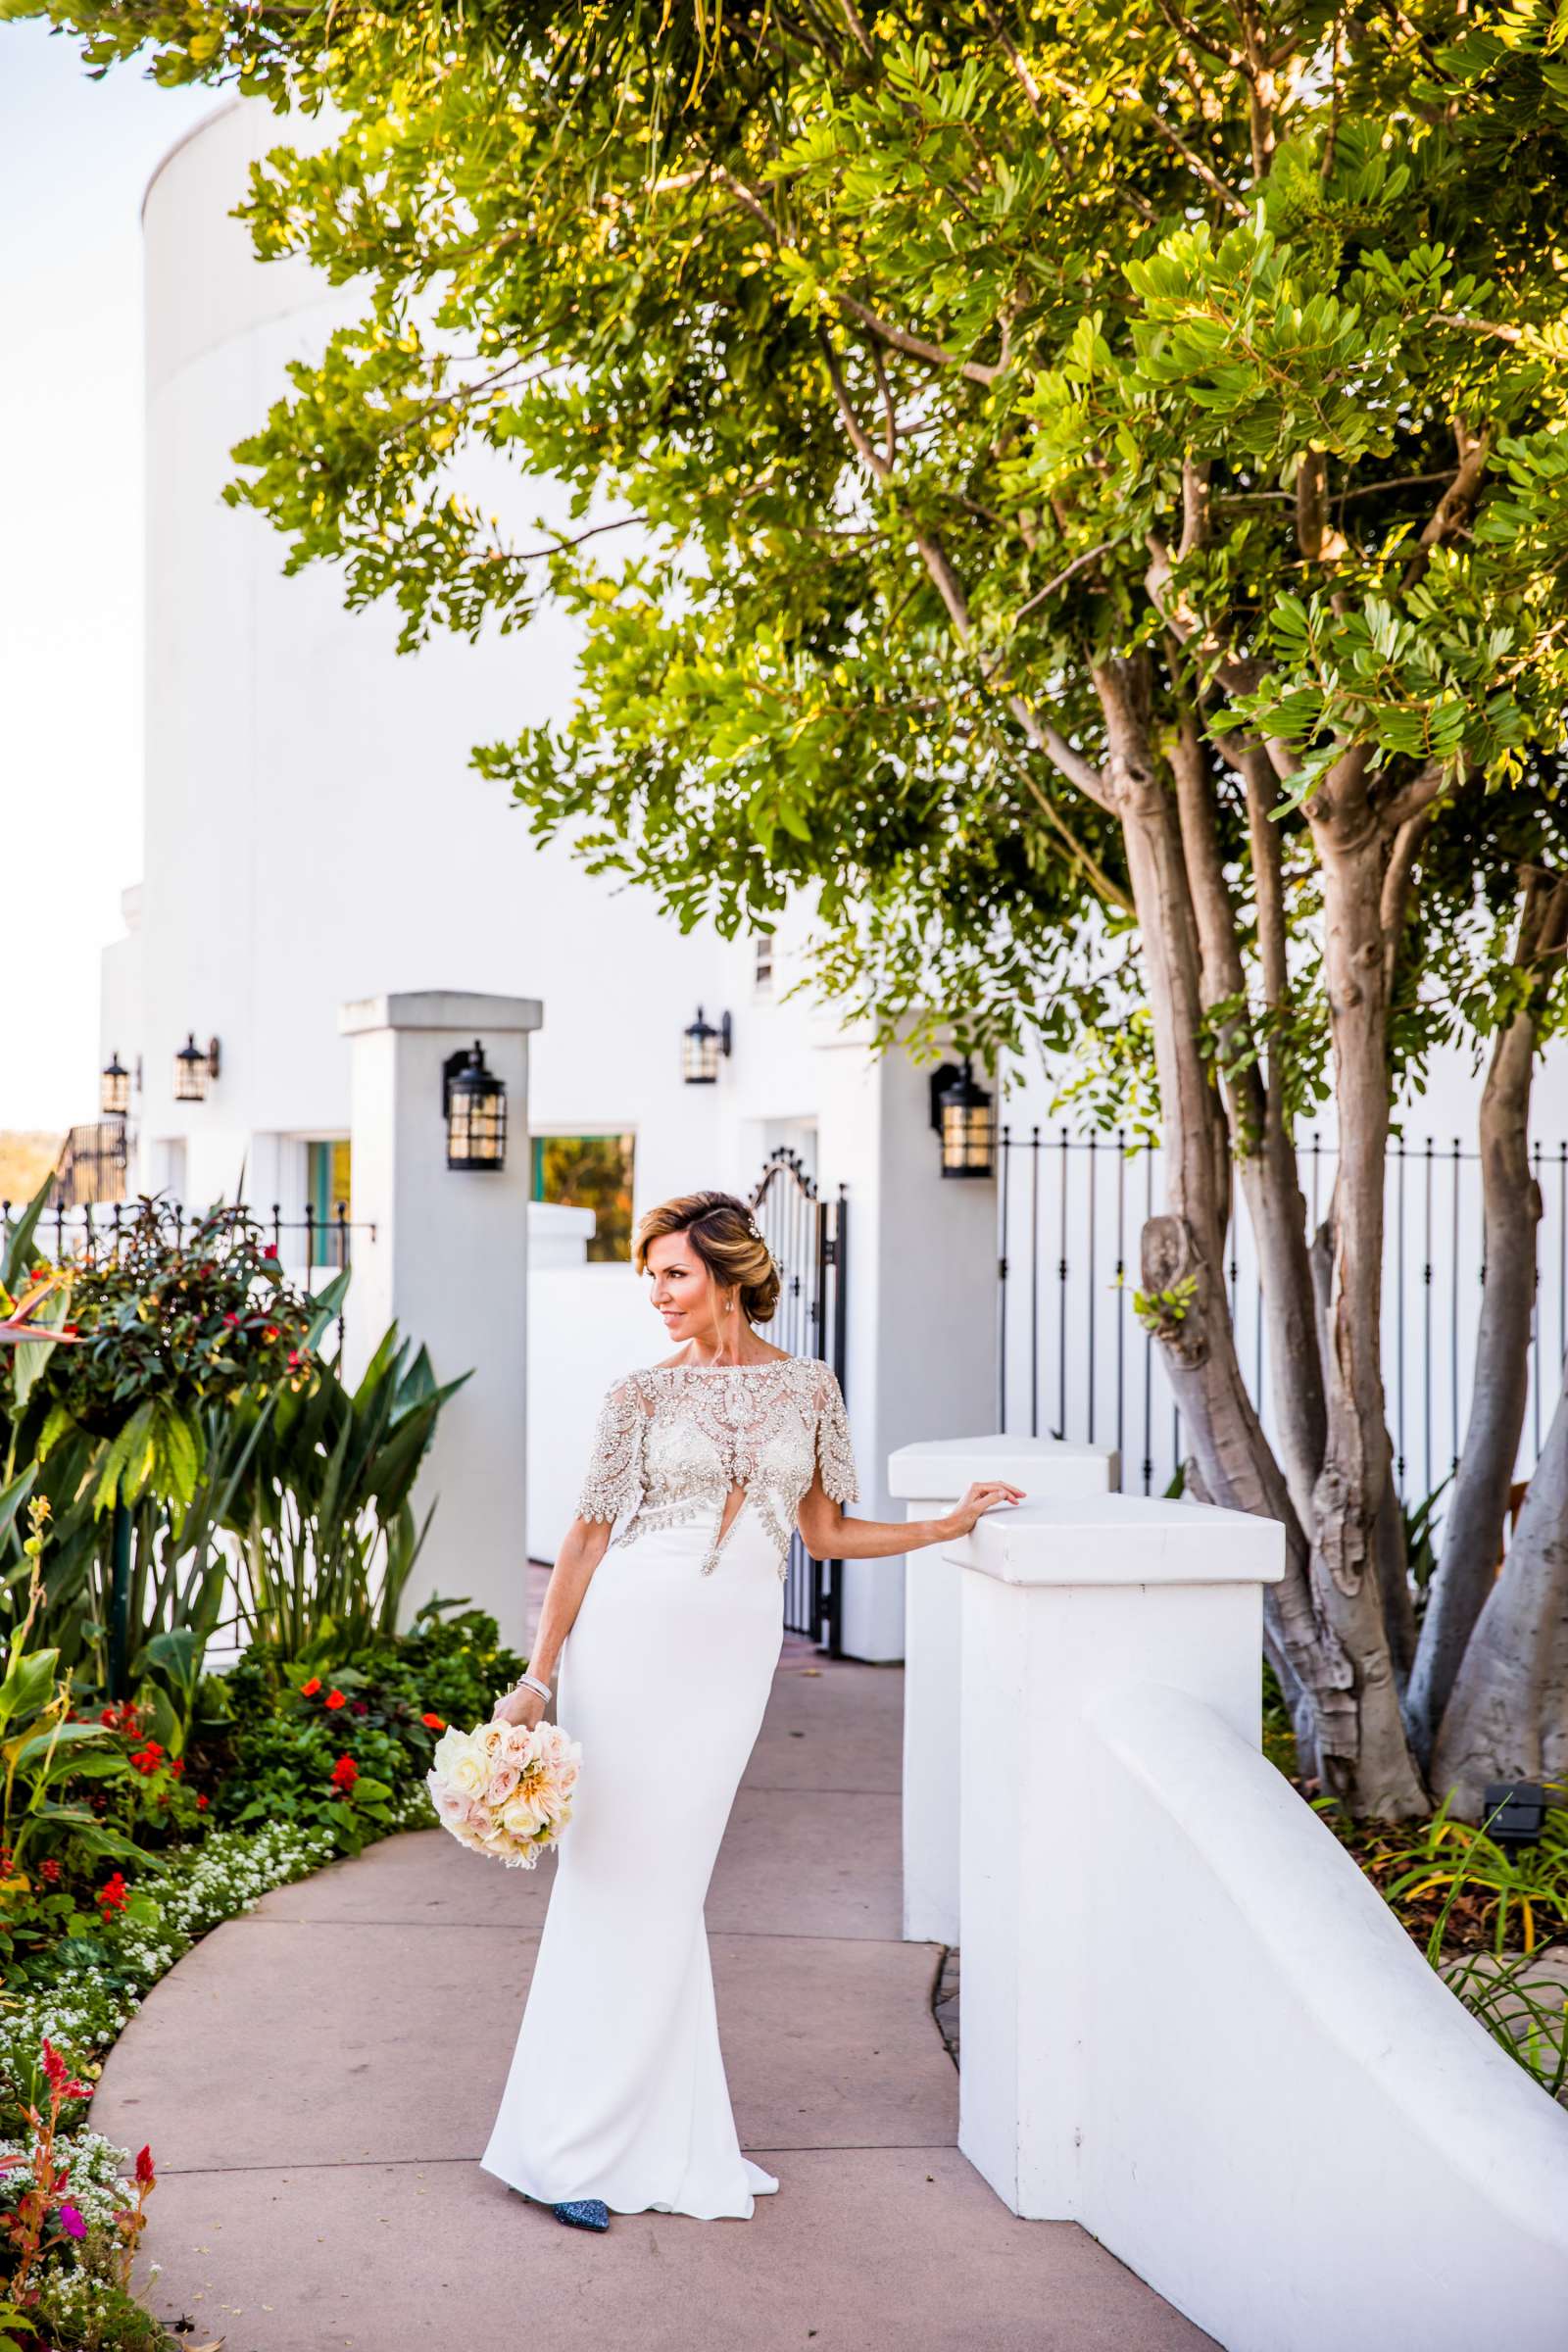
xmin=1171 ymin=720 xmax=1326 ymax=1524
xmin=1373 ymin=1429 xmax=1417 ymax=1688
xmin=1097 ymin=658 xmax=1356 ymax=1771
xmin=1430 ymin=1360 xmax=1568 ymax=1815
xmin=1306 ymin=783 xmax=1430 ymax=1816
xmin=1407 ymin=873 xmax=1568 ymax=1759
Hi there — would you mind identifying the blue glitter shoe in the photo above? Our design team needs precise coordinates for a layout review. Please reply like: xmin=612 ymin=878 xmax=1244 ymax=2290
xmin=553 ymin=2198 xmax=611 ymax=2232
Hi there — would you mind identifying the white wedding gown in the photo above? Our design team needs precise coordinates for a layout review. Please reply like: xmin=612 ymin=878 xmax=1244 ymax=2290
xmin=479 ymin=1358 xmax=858 ymax=2221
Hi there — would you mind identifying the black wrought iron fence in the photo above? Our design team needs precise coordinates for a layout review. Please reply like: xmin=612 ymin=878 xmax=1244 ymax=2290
xmin=0 ymin=1198 xmax=374 ymax=1354
xmin=750 ymin=1148 xmax=848 ymax=1653
xmin=52 ymin=1121 xmax=128 ymax=1208
xmin=998 ymin=1128 xmax=1568 ymax=1512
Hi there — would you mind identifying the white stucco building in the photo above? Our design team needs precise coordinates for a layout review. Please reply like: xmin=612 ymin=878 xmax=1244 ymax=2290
xmin=92 ymin=102 xmax=1567 ymax=1654
xmin=98 ymin=101 xmax=1011 ymax=1658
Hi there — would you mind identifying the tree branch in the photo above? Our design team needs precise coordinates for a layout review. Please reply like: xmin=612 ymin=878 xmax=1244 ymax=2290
xmin=1377 ymin=758 xmax=1454 ymax=837
xmin=820 ymin=333 xmax=1114 ymax=810
xmin=834 ymin=290 xmax=1009 ymax=386
xmin=1400 ymin=422 xmax=1493 ymax=593
xmin=1380 ymin=807 xmax=1436 ymax=996
xmin=1011 ymin=538 xmax=1114 ymax=623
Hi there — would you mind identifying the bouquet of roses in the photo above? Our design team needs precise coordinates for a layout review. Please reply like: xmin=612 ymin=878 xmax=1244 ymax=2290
xmin=426 ymin=1715 xmax=581 ymax=1868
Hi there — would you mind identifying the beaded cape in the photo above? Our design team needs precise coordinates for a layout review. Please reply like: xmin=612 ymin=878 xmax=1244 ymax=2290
xmin=575 ymin=1358 xmax=859 ymax=1579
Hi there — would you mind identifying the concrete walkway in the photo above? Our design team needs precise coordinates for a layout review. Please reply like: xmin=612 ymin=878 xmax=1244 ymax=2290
xmin=100 ymin=1642 xmax=1212 ymax=2352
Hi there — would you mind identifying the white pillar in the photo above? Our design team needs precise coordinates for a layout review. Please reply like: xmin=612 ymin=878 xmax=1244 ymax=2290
xmin=953 ymin=1495 xmax=1281 ymax=2220
xmin=813 ymin=1039 xmax=998 ymax=1661
xmin=340 ymin=990 xmax=543 ymax=1652
xmin=888 ymin=1437 xmax=1116 ymax=1944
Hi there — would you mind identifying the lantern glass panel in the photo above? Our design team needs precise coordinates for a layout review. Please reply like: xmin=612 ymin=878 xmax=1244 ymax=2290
xmin=682 ymin=1023 xmax=720 ymax=1084
xmin=447 ymin=1069 xmax=508 ymax=1170
xmin=172 ymin=1038 xmax=208 ymax=1102
xmin=938 ymin=1074 xmax=996 ymax=1179
xmin=101 ymin=1057 xmax=130 ymax=1116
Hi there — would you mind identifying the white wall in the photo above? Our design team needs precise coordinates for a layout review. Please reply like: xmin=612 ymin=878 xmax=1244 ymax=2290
xmin=131 ymin=100 xmax=752 ymax=1216
xmin=526 ymin=1261 xmax=656 ymax=1558
xmin=1083 ymin=1685 xmax=1568 ymax=2351
xmin=951 ymin=1497 xmax=1568 ymax=2352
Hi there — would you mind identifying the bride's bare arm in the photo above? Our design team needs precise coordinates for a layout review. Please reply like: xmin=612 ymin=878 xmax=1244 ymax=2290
xmin=492 ymin=1516 xmax=613 ymax=1727
xmin=796 ymin=1473 xmax=1023 ymax=1565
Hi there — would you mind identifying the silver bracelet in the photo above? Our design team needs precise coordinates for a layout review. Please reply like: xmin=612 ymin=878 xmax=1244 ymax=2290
xmin=516 ymin=1670 xmax=553 ymax=1702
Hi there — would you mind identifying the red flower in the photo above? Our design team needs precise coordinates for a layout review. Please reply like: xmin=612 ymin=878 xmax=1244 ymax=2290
xmin=170 ymin=1755 xmax=184 ymax=1778
xmin=300 ymin=1677 xmax=321 ymax=1697
xmin=324 ymin=1689 xmax=347 ymax=1710
xmin=40 ymin=2039 xmax=87 ymax=2101
xmin=263 ymin=1244 xmax=278 ymax=1258
xmin=135 ymin=2143 xmax=156 ymax=2188
xmin=222 ymin=1312 xmax=240 ymax=1328
xmin=40 ymin=1857 xmax=61 ymax=1884
xmin=97 ymin=1871 xmax=129 ymax=1914
xmin=195 ymin=1794 xmax=210 ymax=1811
xmin=99 ymin=1706 xmax=118 ymax=1727
xmin=62 ymin=1322 xmax=78 ymax=1336
xmin=287 ymin=1348 xmax=302 ymax=1368
xmin=263 ymin=1325 xmax=279 ymax=1342
xmin=330 ymin=1753 xmax=359 ymax=1791
xmin=419 ymin=1711 xmax=445 ymax=1730
xmin=129 ymin=1740 xmax=165 ymax=1776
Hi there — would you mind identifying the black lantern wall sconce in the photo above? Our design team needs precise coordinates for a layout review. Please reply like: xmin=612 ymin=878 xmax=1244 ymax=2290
xmin=444 ymin=1040 xmax=508 ymax=1170
xmin=100 ymin=1052 xmax=131 ymax=1118
xmin=930 ymin=1058 xmax=996 ymax=1179
xmin=682 ymin=1006 xmax=733 ymax=1086
xmin=173 ymin=1034 xmax=220 ymax=1102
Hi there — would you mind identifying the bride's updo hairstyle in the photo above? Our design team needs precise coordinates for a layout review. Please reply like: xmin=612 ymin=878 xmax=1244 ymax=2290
xmin=633 ymin=1192 xmax=782 ymax=1327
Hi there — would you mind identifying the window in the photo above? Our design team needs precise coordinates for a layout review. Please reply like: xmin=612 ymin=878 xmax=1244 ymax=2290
xmin=754 ymin=935 xmax=775 ymax=992
xmin=306 ymin=1139 xmax=353 ymax=1265
xmin=532 ymin=1133 xmax=635 ymax=1262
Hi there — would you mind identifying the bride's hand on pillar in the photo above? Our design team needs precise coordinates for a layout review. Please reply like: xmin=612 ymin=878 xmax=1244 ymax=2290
xmin=943 ymin=1481 xmax=1026 ymax=1537
xmin=492 ymin=1683 xmax=548 ymax=1731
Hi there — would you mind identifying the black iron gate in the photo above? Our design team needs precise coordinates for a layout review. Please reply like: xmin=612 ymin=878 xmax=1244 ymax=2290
xmin=749 ymin=1149 xmax=848 ymax=1654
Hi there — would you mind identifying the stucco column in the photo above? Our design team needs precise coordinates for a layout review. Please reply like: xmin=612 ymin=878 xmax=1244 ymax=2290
xmin=812 ymin=1040 xmax=999 ymax=1661
xmin=339 ymin=990 xmax=543 ymax=1651
xmin=951 ymin=1495 xmax=1282 ymax=2220
xmin=888 ymin=1437 xmax=1116 ymax=1945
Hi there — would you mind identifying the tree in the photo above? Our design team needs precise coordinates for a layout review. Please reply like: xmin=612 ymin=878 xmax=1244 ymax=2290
xmin=23 ymin=0 xmax=1568 ymax=1816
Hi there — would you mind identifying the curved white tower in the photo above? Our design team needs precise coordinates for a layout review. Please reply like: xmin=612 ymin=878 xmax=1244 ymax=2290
xmin=125 ymin=99 xmax=736 ymax=1210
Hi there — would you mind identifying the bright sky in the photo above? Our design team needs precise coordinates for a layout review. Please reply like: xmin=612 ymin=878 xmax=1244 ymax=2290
xmin=0 ymin=22 xmax=211 ymax=1134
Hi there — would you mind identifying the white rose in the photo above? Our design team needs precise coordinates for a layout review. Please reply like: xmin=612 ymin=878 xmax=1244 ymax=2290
xmin=500 ymin=1793 xmax=546 ymax=1841
xmin=433 ymin=1732 xmax=489 ymax=1798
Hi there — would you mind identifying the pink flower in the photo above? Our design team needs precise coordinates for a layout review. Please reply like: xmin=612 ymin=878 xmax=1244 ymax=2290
xmin=58 ymin=2203 xmax=86 ymax=2240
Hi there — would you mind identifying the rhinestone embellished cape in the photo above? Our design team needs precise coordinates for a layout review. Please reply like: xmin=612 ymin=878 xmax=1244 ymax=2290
xmin=574 ymin=1358 xmax=859 ymax=1578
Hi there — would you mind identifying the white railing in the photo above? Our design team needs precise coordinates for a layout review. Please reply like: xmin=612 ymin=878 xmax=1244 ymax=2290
xmin=905 ymin=1470 xmax=1568 ymax=2352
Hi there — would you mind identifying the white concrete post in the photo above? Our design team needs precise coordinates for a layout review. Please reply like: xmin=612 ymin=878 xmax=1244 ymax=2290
xmin=952 ymin=1495 xmax=1281 ymax=2220
xmin=339 ymin=990 xmax=543 ymax=1652
xmin=812 ymin=1040 xmax=999 ymax=1662
xmin=887 ymin=1437 xmax=1116 ymax=1945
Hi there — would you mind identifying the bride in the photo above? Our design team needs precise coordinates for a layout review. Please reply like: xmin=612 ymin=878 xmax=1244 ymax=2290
xmin=478 ymin=1189 xmax=1023 ymax=2230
